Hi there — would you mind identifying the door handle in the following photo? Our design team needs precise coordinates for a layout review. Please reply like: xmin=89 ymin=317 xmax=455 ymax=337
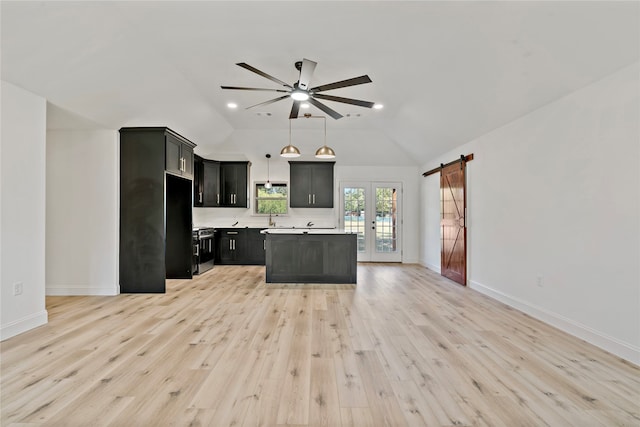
xmin=312 ymin=194 xmax=315 ymax=204
xmin=217 ymin=194 xmax=220 ymax=204
xmin=308 ymin=194 xmax=311 ymax=204
xmin=199 ymin=192 xmax=202 ymax=203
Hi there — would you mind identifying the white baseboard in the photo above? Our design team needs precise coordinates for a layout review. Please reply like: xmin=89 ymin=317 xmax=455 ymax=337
xmin=420 ymin=261 xmax=441 ymax=274
xmin=46 ymin=285 xmax=120 ymax=296
xmin=469 ymin=279 xmax=640 ymax=365
xmin=0 ymin=310 xmax=48 ymax=341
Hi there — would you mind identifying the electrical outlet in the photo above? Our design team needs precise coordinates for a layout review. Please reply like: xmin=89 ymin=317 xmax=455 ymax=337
xmin=13 ymin=282 xmax=23 ymax=296
xmin=536 ymin=276 xmax=543 ymax=287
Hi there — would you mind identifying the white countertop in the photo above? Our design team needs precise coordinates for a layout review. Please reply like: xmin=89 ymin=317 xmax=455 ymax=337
xmin=261 ymin=228 xmax=351 ymax=235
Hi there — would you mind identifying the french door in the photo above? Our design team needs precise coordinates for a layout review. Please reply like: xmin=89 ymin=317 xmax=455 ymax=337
xmin=340 ymin=182 xmax=402 ymax=262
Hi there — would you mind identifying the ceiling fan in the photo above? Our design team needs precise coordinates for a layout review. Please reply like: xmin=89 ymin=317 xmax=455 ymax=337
xmin=221 ymin=58 xmax=375 ymax=120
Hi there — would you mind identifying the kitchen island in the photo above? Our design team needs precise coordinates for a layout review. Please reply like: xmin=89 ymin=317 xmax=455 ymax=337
xmin=262 ymin=229 xmax=357 ymax=284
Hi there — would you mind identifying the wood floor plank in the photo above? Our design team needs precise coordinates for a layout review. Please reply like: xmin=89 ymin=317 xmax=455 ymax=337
xmin=1 ymin=264 xmax=637 ymax=426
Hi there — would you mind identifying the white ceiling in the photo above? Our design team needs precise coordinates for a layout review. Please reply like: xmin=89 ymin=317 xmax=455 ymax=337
xmin=2 ymin=1 xmax=638 ymax=166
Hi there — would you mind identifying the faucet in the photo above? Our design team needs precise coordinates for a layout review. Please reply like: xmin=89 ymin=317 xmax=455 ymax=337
xmin=269 ymin=214 xmax=276 ymax=227
xmin=306 ymin=221 xmax=314 ymax=227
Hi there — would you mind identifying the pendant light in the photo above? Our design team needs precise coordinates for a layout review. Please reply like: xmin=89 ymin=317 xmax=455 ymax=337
xmin=280 ymin=119 xmax=301 ymax=158
xmin=264 ymin=154 xmax=272 ymax=189
xmin=314 ymin=115 xmax=335 ymax=159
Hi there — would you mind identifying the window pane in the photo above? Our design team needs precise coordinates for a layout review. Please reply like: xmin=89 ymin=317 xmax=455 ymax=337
xmin=255 ymin=183 xmax=288 ymax=215
xmin=375 ymin=187 xmax=397 ymax=253
xmin=343 ymin=187 xmax=366 ymax=253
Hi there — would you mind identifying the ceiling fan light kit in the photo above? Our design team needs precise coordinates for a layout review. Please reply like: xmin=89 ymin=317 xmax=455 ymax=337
xmin=221 ymin=58 xmax=375 ymax=120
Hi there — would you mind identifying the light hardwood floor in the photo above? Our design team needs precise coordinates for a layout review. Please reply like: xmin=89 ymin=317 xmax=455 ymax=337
xmin=1 ymin=264 xmax=638 ymax=426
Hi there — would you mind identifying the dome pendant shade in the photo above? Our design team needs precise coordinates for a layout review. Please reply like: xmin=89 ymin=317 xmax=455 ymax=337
xmin=315 ymin=145 xmax=336 ymax=159
xmin=280 ymin=144 xmax=301 ymax=158
xmin=281 ymin=118 xmax=301 ymax=158
xmin=264 ymin=181 xmax=272 ymax=189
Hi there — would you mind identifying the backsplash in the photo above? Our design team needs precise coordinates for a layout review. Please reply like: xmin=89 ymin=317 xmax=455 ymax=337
xmin=192 ymin=207 xmax=338 ymax=229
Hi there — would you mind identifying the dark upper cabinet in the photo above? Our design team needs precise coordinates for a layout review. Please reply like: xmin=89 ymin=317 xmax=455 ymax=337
xmin=289 ymin=161 xmax=335 ymax=208
xmin=220 ymin=162 xmax=250 ymax=207
xmin=119 ymin=127 xmax=196 ymax=293
xmin=166 ymin=133 xmax=194 ymax=179
xmin=203 ymin=160 xmax=221 ymax=207
xmin=193 ymin=157 xmax=220 ymax=207
xmin=193 ymin=155 xmax=204 ymax=207
xmin=214 ymin=228 xmax=265 ymax=265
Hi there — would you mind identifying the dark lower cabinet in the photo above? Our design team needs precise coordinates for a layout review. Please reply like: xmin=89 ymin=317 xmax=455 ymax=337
xmin=120 ymin=127 xmax=196 ymax=293
xmin=215 ymin=228 xmax=265 ymax=265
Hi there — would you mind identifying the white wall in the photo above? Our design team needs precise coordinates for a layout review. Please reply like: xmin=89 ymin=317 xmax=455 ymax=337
xmin=46 ymin=130 xmax=119 ymax=295
xmin=1 ymin=81 xmax=48 ymax=340
xmin=193 ymin=157 xmax=421 ymax=263
xmin=420 ymin=62 xmax=640 ymax=364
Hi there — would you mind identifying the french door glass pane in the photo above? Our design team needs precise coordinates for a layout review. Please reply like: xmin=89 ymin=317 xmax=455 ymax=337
xmin=375 ymin=187 xmax=397 ymax=253
xmin=343 ymin=187 xmax=366 ymax=252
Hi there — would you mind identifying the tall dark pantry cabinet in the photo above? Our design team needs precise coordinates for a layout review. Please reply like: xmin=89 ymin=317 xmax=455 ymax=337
xmin=120 ymin=127 xmax=196 ymax=293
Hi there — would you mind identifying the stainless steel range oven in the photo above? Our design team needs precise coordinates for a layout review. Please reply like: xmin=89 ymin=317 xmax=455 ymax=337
xmin=193 ymin=227 xmax=214 ymax=275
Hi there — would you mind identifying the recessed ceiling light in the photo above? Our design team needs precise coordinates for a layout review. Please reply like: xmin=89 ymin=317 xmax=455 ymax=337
xmin=227 ymin=102 xmax=238 ymax=109
xmin=301 ymin=103 xmax=310 ymax=109
xmin=373 ymin=104 xmax=383 ymax=110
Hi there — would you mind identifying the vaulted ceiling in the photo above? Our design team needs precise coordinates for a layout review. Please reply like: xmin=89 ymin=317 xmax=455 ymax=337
xmin=2 ymin=1 xmax=638 ymax=165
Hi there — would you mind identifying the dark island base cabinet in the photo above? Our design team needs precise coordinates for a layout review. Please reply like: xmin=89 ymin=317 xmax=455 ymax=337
xmin=214 ymin=228 xmax=265 ymax=265
xmin=265 ymin=234 xmax=357 ymax=284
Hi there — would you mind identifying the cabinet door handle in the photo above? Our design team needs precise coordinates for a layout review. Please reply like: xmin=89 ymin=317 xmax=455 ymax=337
xmin=217 ymin=194 xmax=220 ymax=204
xmin=308 ymin=194 xmax=311 ymax=204
xmin=232 ymin=240 xmax=236 ymax=250
xmin=199 ymin=192 xmax=202 ymax=203
xmin=263 ymin=240 xmax=265 ymax=250
xmin=313 ymin=194 xmax=316 ymax=204
xmin=226 ymin=231 xmax=238 ymax=235
xmin=230 ymin=240 xmax=233 ymax=250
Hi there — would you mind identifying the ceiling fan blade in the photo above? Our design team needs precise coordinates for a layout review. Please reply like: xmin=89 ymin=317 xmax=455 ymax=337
xmin=289 ymin=101 xmax=301 ymax=119
xmin=307 ymin=97 xmax=343 ymax=120
xmin=297 ymin=58 xmax=317 ymax=90
xmin=221 ymin=85 xmax=289 ymax=93
xmin=313 ymin=93 xmax=375 ymax=108
xmin=236 ymin=63 xmax=293 ymax=89
xmin=310 ymin=75 xmax=372 ymax=93
xmin=245 ymin=95 xmax=290 ymax=110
